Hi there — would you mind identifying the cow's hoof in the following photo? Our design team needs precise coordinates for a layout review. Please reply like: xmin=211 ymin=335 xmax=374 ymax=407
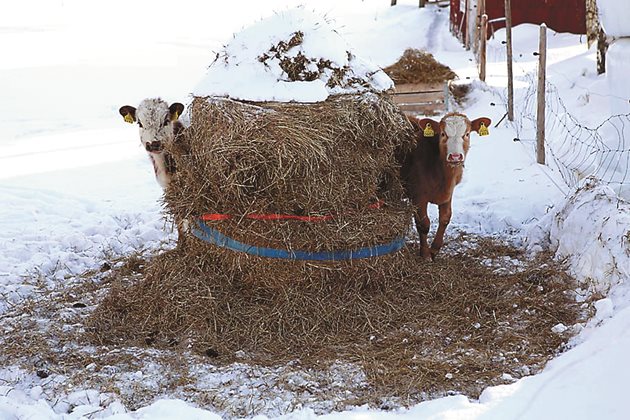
xmin=430 ymin=247 xmax=441 ymax=261
xmin=420 ymin=247 xmax=432 ymax=261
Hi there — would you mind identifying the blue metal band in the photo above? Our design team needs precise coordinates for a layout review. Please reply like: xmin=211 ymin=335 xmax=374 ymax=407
xmin=191 ymin=219 xmax=405 ymax=261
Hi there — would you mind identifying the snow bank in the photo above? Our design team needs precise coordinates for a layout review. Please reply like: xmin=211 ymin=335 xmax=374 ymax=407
xmin=597 ymin=0 xmax=630 ymax=38
xmin=0 ymin=185 xmax=172 ymax=314
xmin=539 ymin=178 xmax=630 ymax=301
xmin=193 ymin=7 xmax=393 ymax=102
xmin=605 ymin=38 xmax=630 ymax=115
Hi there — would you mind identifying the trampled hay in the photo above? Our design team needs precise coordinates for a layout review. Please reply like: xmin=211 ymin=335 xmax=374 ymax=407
xmin=82 ymin=237 xmax=581 ymax=407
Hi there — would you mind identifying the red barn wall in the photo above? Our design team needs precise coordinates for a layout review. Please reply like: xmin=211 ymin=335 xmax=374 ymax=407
xmin=451 ymin=0 xmax=586 ymax=41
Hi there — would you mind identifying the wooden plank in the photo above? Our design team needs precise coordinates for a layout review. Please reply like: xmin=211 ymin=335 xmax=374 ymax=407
xmin=394 ymin=83 xmax=444 ymax=94
xmin=397 ymin=103 xmax=444 ymax=115
xmin=393 ymin=92 xmax=444 ymax=104
xmin=392 ymin=82 xmax=446 ymax=116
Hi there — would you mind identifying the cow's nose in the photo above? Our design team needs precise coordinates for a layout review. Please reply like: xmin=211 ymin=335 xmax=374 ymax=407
xmin=447 ymin=153 xmax=464 ymax=162
xmin=146 ymin=141 xmax=163 ymax=152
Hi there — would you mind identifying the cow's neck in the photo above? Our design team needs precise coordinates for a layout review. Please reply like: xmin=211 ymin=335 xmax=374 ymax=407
xmin=148 ymin=152 xmax=170 ymax=189
xmin=439 ymin=154 xmax=464 ymax=193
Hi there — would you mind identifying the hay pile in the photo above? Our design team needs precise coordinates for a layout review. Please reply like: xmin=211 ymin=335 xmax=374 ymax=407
xmin=383 ymin=48 xmax=457 ymax=85
xmin=89 ymin=88 xmax=417 ymax=343
xmin=257 ymin=30 xmax=378 ymax=92
xmin=84 ymin=239 xmax=580 ymax=404
xmin=91 ymin=7 xmax=420 ymax=354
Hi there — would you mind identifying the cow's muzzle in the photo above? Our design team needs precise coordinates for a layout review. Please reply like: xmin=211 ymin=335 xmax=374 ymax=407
xmin=145 ymin=141 xmax=163 ymax=152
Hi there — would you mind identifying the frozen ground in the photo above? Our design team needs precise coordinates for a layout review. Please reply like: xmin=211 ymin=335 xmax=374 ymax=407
xmin=1 ymin=0 xmax=629 ymax=419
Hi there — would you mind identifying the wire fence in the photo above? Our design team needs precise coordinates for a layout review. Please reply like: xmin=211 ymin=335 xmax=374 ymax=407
xmin=508 ymin=73 xmax=630 ymax=198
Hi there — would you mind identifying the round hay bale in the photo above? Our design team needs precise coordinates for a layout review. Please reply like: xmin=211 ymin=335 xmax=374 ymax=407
xmin=92 ymin=7 xmax=422 ymax=356
xmin=165 ymin=92 xmax=414 ymax=252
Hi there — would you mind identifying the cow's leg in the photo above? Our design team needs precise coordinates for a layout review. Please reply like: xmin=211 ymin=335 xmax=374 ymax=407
xmin=431 ymin=201 xmax=452 ymax=259
xmin=414 ymin=201 xmax=431 ymax=260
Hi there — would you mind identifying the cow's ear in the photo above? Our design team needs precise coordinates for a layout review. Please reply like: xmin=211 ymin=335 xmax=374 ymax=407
xmin=119 ymin=105 xmax=136 ymax=124
xmin=169 ymin=103 xmax=184 ymax=121
xmin=471 ymin=117 xmax=491 ymax=136
xmin=417 ymin=118 xmax=439 ymax=138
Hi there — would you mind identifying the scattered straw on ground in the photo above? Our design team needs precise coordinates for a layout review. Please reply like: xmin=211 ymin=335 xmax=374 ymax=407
xmin=88 ymin=236 xmax=581 ymax=405
xmin=0 ymin=236 xmax=587 ymax=417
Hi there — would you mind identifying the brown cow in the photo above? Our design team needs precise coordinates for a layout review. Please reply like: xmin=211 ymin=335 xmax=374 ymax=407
xmin=401 ymin=112 xmax=491 ymax=260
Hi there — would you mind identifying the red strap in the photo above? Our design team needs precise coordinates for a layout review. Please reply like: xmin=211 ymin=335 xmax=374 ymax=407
xmin=200 ymin=214 xmax=231 ymax=221
xmin=200 ymin=200 xmax=385 ymax=223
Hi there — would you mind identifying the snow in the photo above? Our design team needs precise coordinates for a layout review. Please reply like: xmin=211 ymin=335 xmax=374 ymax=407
xmin=543 ymin=178 xmax=630 ymax=298
xmin=605 ymin=39 xmax=630 ymax=115
xmin=597 ymin=0 xmax=630 ymax=37
xmin=2 ymin=0 xmax=630 ymax=419
xmin=193 ymin=7 xmax=394 ymax=102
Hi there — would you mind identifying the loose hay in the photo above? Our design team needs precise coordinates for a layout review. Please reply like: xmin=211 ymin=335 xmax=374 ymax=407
xmin=85 ymin=237 xmax=582 ymax=406
xmin=383 ymin=48 xmax=457 ymax=85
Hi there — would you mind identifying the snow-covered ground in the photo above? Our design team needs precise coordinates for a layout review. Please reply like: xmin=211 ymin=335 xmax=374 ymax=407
xmin=1 ymin=0 xmax=629 ymax=418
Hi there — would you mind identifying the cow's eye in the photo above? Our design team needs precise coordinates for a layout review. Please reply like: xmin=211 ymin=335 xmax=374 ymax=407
xmin=138 ymin=121 xmax=143 ymax=128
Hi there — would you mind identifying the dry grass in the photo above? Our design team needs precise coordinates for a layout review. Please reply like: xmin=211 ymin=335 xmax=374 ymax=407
xmin=383 ymin=49 xmax=457 ymax=85
xmin=86 ymin=237 xmax=581 ymax=401
xmin=0 ymin=235 xmax=587 ymax=416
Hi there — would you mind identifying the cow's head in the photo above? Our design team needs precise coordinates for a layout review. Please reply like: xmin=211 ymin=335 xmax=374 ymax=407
xmin=418 ymin=113 xmax=491 ymax=166
xmin=119 ymin=99 xmax=184 ymax=154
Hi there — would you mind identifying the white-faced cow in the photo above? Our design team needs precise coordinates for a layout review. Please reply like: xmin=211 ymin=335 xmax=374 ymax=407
xmin=119 ymin=98 xmax=188 ymax=244
xmin=401 ymin=112 xmax=491 ymax=260
xmin=119 ymin=98 xmax=185 ymax=189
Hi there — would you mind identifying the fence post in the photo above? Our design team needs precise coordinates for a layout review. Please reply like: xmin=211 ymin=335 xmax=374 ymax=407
xmin=597 ymin=27 xmax=608 ymax=74
xmin=391 ymin=0 xmax=397 ymax=6
xmin=536 ymin=24 xmax=547 ymax=165
xmin=479 ymin=14 xmax=488 ymax=82
xmin=419 ymin=0 xmax=426 ymax=7
xmin=504 ymin=0 xmax=514 ymax=121
xmin=474 ymin=0 xmax=486 ymax=54
xmin=465 ymin=0 xmax=471 ymax=50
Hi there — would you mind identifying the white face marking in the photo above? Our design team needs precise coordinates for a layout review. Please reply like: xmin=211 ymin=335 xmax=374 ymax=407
xmin=443 ymin=116 xmax=469 ymax=163
xmin=136 ymin=98 xmax=176 ymax=154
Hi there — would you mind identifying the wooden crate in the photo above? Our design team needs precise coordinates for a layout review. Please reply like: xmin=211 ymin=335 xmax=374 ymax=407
xmin=392 ymin=82 xmax=446 ymax=116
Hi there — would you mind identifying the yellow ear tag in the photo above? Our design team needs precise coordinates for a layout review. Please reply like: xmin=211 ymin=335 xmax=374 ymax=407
xmin=478 ymin=122 xmax=489 ymax=136
xmin=171 ymin=111 xmax=179 ymax=121
xmin=423 ymin=123 xmax=435 ymax=137
xmin=124 ymin=114 xmax=134 ymax=124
